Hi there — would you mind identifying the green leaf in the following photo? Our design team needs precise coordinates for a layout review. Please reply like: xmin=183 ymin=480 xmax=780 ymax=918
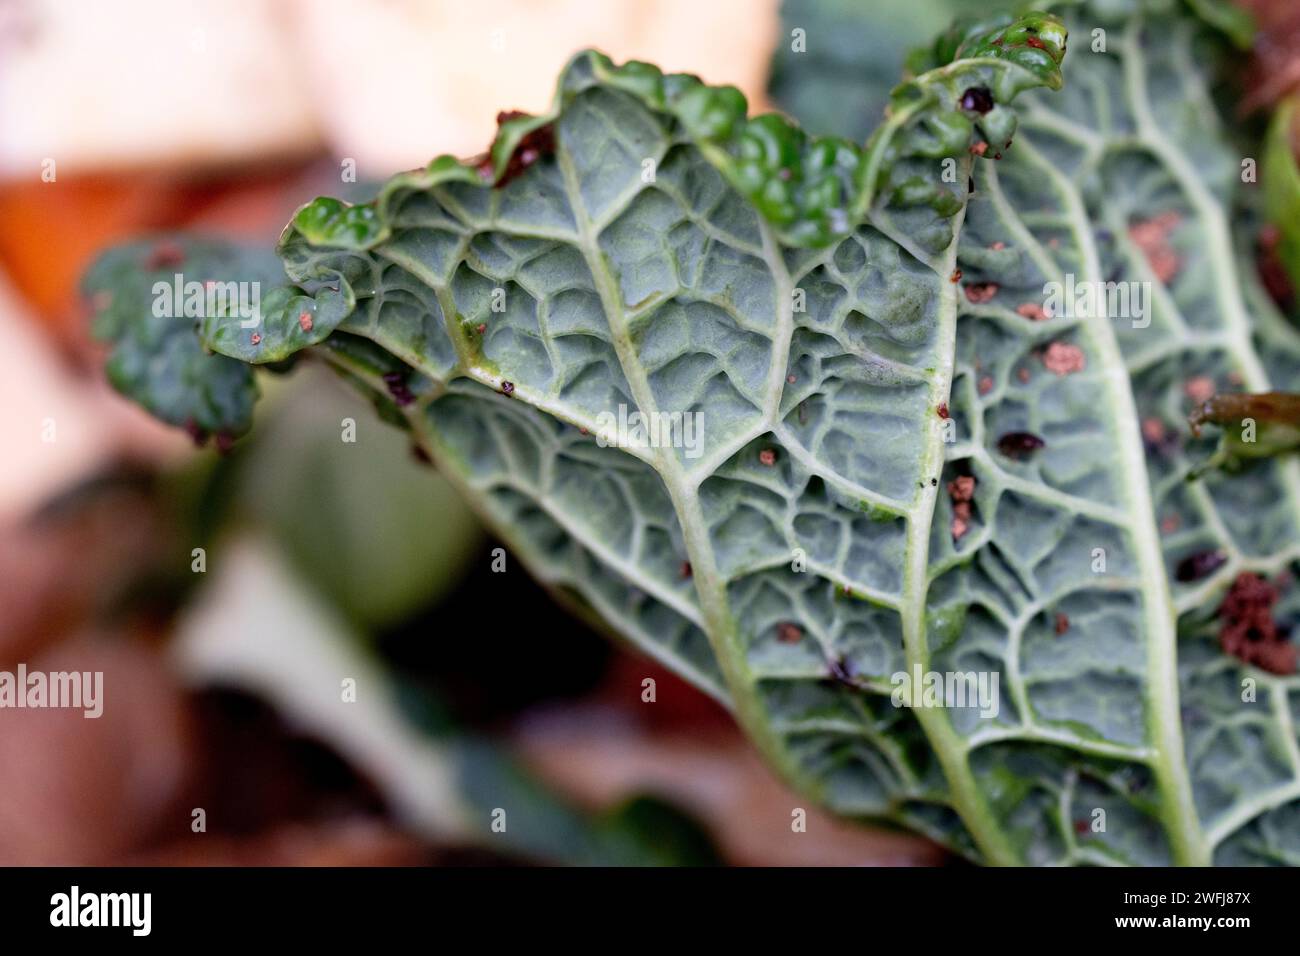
xmin=84 ymin=238 xmax=276 ymax=440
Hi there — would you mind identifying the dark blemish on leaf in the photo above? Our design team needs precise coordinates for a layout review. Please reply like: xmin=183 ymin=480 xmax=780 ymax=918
xmin=996 ymin=431 xmax=1045 ymax=459
xmin=1055 ymin=613 xmax=1070 ymax=635
xmin=960 ymin=87 xmax=994 ymax=113
xmin=1042 ymin=341 xmax=1085 ymax=375
xmin=948 ymin=474 xmax=975 ymax=541
xmin=476 ymin=323 xmax=486 ymax=334
xmin=144 ymin=241 xmax=185 ymax=270
xmin=1025 ymin=35 xmax=1047 ymax=50
xmin=214 ymin=431 xmax=235 ymax=455
xmin=298 ymin=311 xmax=313 ymax=332
xmin=937 ymin=403 xmax=950 ymax=419
xmin=991 ymin=241 xmax=1006 ymax=251
xmin=776 ymin=622 xmax=802 ymax=644
xmin=1016 ymin=367 xmax=1031 ymax=384
xmin=1073 ymin=819 xmax=1090 ymax=836
xmin=1218 ymin=573 xmax=1296 ymax=675
xmin=977 ymin=375 xmax=994 ymax=396
xmin=798 ymin=402 xmax=808 ymax=425
xmin=250 ymin=332 xmax=262 ymax=345
xmin=500 ymin=380 xmax=515 ymax=396
xmin=968 ymin=177 xmax=974 ymax=194
xmin=680 ymin=561 xmax=692 ymax=579
xmin=1184 ymin=376 xmax=1215 ymax=405
xmin=759 ymin=448 xmax=778 ymax=466
xmin=382 ymin=371 xmax=416 ymax=406
xmin=964 ymin=282 xmax=998 ymax=304
xmin=950 ymin=269 xmax=962 ymax=283
xmin=786 ymin=374 xmax=797 ymax=384
xmin=1016 ymin=302 xmax=1048 ymax=321
xmin=480 ymin=110 xmax=557 ymax=188
xmin=411 ymin=444 xmax=433 ymax=466
xmin=1175 ymin=549 xmax=1226 ymax=582
xmin=970 ymin=141 xmax=988 ymax=157
xmin=1129 ymin=212 xmax=1182 ymax=284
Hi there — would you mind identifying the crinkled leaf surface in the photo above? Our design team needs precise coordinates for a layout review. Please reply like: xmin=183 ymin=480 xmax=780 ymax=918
xmin=89 ymin=0 xmax=1300 ymax=864
xmin=776 ymin=0 xmax=1300 ymax=865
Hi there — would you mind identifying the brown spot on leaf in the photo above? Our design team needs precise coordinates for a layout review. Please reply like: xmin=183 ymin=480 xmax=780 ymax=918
xmin=759 ymin=448 xmax=778 ymax=466
xmin=977 ymin=375 xmax=994 ymax=396
xmin=1176 ymin=549 xmax=1227 ymax=582
xmin=1055 ymin=613 xmax=1070 ymax=635
xmin=996 ymin=431 xmax=1045 ymax=459
xmin=297 ymin=311 xmax=313 ymax=332
xmin=477 ymin=110 xmax=557 ymax=187
xmin=1184 ymin=376 xmax=1216 ymax=404
xmin=1218 ymin=573 xmax=1296 ymax=675
xmin=969 ymin=141 xmax=989 ymax=157
xmin=960 ymin=87 xmax=994 ymax=114
xmin=776 ymin=622 xmax=802 ymax=644
xmin=950 ymin=269 xmax=962 ymax=283
xmin=1042 ymin=341 xmax=1085 ymax=375
xmin=1129 ymin=212 xmax=1182 ymax=284
xmin=948 ymin=475 xmax=976 ymax=541
xmin=500 ymin=380 xmax=515 ymax=396
xmin=937 ymin=403 xmax=950 ymax=420
xmin=964 ymin=282 xmax=999 ymax=304
xmin=1016 ymin=302 xmax=1048 ymax=321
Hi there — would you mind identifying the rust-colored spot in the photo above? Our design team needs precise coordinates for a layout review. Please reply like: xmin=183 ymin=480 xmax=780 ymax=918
xmin=1141 ymin=417 xmax=1166 ymax=445
xmin=977 ymin=375 xmax=994 ymax=396
xmin=680 ymin=561 xmax=692 ymax=579
xmin=1016 ymin=302 xmax=1048 ymax=321
xmin=776 ymin=622 xmax=802 ymax=644
xmin=787 ymin=374 xmax=797 ymax=384
xmin=250 ymin=332 xmax=262 ymax=346
xmin=500 ymin=380 xmax=515 ymax=396
xmin=298 ymin=311 xmax=313 ymax=332
xmin=1218 ymin=573 xmax=1296 ymax=675
xmin=1025 ymin=35 xmax=1047 ymax=50
xmin=990 ymin=241 xmax=1006 ymax=251
xmin=478 ymin=110 xmax=556 ymax=188
xmin=997 ymin=431 xmax=1045 ymax=459
xmin=1042 ymin=341 xmax=1085 ymax=376
xmin=964 ymin=282 xmax=999 ymax=304
xmin=969 ymin=141 xmax=989 ymax=157
xmin=411 ymin=444 xmax=433 ymax=466
xmin=950 ymin=269 xmax=963 ymax=283
xmin=1184 ymin=376 xmax=1216 ymax=404
xmin=1055 ymin=613 xmax=1070 ymax=635
xmin=759 ymin=448 xmax=778 ymax=467
xmin=1176 ymin=549 xmax=1227 ymax=582
xmin=937 ymin=403 xmax=950 ymax=420
xmin=1129 ymin=212 xmax=1182 ymax=284
xmin=948 ymin=474 xmax=976 ymax=541
xmin=476 ymin=323 xmax=487 ymax=334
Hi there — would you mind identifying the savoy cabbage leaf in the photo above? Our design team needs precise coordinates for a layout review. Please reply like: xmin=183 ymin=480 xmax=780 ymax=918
xmin=87 ymin=0 xmax=1300 ymax=864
